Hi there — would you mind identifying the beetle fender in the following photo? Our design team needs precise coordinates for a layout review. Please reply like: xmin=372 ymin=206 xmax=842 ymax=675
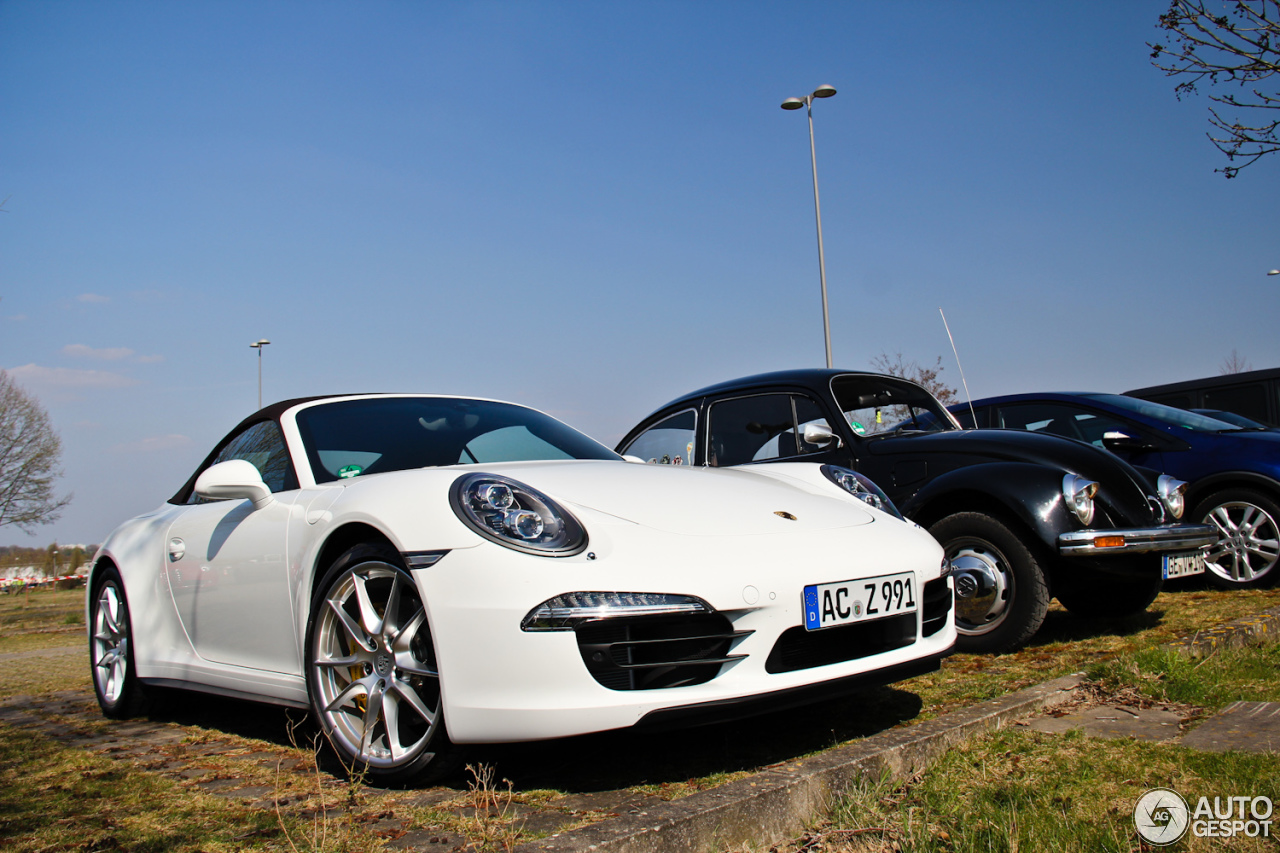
xmin=900 ymin=461 xmax=1072 ymax=551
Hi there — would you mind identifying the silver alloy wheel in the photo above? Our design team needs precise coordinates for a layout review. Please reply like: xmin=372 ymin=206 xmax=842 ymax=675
xmin=311 ymin=562 xmax=441 ymax=771
xmin=92 ymin=581 xmax=130 ymax=706
xmin=1203 ymin=500 xmax=1280 ymax=584
xmin=949 ymin=546 xmax=1011 ymax=635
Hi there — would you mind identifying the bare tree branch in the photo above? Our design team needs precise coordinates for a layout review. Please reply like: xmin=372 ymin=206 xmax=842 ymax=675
xmin=869 ymin=352 xmax=959 ymax=405
xmin=1150 ymin=0 xmax=1280 ymax=177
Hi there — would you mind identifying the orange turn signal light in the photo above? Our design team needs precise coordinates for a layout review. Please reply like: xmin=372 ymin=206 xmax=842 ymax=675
xmin=1093 ymin=536 xmax=1126 ymax=548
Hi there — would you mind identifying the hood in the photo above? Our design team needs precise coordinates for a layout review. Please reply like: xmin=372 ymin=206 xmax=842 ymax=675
xmin=463 ymin=459 xmax=876 ymax=536
xmin=868 ymin=428 xmax=1159 ymax=521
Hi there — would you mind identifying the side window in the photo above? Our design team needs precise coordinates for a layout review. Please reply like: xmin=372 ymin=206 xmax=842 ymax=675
xmin=708 ymin=394 xmax=833 ymax=467
xmin=997 ymin=404 xmax=1130 ymax=447
xmin=623 ymin=409 xmax=697 ymax=465
xmin=189 ymin=420 xmax=294 ymax=503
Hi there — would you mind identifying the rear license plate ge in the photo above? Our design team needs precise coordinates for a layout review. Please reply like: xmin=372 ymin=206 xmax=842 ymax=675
xmin=804 ymin=571 xmax=917 ymax=631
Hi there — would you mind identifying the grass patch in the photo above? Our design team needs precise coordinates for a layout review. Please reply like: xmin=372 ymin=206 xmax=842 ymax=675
xmin=0 ymin=585 xmax=85 ymax=633
xmin=1089 ymin=642 xmax=1280 ymax=710
xmin=783 ymin=729 xmax=1279 ymax=852
xmin=777 ymin=622 xmax=1280 ymax=853
xmin=0 ymin=723 xmax=385 ymax=852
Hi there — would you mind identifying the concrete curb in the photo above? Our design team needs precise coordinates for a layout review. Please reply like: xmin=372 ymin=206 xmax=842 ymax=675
xmin=518 ymin=674 xmax=1083 ymax=853
xmin=1165 ymin=604 xmax=1280 ymax=656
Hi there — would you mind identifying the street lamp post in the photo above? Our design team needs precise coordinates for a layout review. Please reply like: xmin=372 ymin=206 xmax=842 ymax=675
xmin=249 ymin=339 xmax=270 ymax=410
xmin=782 ymin=84 xmax=838 ymax=369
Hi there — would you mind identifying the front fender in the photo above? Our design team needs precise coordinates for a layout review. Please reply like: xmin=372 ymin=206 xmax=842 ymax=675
xmin=901 ymin=461 xmax=1071 ymax=551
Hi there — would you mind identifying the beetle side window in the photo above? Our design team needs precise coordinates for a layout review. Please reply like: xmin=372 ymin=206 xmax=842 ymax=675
xmin=707 ymin=394 xmax=835 ymax=466
xmin=189 ymin=420 xmax=295 ymax=503
xmin=623 ymin=409 xmax=697 ymax=465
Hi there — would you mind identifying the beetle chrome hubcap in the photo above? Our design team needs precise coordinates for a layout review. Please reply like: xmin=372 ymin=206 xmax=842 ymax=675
xmin=949 ymin=547 xmax=1010 ymax=635
xmin=312 ymin=563 xmax=441 ymax=768
xmin=1203 ymin=501 xmax=1280 ymax=583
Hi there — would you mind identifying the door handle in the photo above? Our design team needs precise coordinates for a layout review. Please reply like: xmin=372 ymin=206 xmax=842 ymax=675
xmin=168 ymin=538 xmax=186 ymax=562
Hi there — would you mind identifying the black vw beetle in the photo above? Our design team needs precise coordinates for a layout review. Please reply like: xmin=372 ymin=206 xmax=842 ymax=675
xmin=618 ymin=370 xmax=1216 ymax=653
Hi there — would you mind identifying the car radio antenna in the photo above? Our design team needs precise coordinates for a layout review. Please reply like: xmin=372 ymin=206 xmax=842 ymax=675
xmin=939 ymin=307 xmax=978 ymax=428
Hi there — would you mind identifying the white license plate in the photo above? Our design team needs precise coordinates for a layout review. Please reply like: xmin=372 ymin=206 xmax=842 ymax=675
xmin=803 ymin=571 xmax=917 ymax=631
xmin=1163 ymin=550 xmax=1206 ymax=580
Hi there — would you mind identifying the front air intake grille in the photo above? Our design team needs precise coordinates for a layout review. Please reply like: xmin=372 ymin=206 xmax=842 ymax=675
xmin=574 ymin=613 xmax=750 ymax=691
xmin=921 ymin=577 xmax=953 ymax=638
xmin=765 ymin=613 xmax=915 ymax=674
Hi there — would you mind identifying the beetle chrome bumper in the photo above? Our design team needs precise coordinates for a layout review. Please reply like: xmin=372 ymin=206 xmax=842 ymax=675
xmin=1057 ymin=523 xmax=1216 ymax=556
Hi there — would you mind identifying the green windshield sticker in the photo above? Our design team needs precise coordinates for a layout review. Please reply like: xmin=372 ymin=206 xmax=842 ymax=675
xmin=850 ymin=420 xmax=867 ymax=435
xmin=337 ymin=464 xmax=363 ymax=479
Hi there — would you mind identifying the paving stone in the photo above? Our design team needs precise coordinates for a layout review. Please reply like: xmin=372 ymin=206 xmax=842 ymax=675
xmin=384 ymin=829 xmax=466 ymax=851
xmin=394 ymin=788 xmax=463 ymax=810
xmin=197 ymin=777 xmax=244 ymax=793
xmin=551 ymin=790 xmax=658 ymax=815
xmin=1178 ymin=701 xmax=1280 ymax=753
xmin=1027 ymin=704 xmax=1185 ymax=742
xmin=226 ymin=785 xmax=274 ymax=801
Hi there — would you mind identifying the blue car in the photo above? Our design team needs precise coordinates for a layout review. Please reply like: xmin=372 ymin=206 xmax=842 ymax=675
xmin=952 ymin=393 xmax=1280 ymax=589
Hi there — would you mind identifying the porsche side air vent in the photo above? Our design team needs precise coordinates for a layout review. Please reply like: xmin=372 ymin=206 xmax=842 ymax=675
xmin=574 ymin=613 xmax=751 ymax=691
xmin=921 ymin=577 xmax=953 ymax=638
xmin=765 ymin=614 xmax=915 ymax=674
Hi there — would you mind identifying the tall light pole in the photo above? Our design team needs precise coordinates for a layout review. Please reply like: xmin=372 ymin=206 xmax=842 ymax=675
xmin=782 ymin=84 xmax=837 ymax=368
xmin=249 ymin=339 xmax=270 ymax=410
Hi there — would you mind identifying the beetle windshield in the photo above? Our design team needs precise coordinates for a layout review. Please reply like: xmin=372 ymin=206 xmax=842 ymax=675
xmin=831 ymin=375 xmax=959 ymax=437
xmin=1079 ymin=394 xmax=1246 ymax=433
xmin=296 ymin=397 xmax=620 ymax=483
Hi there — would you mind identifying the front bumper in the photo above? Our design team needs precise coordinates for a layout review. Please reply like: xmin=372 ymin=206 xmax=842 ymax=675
xmin=1057 ymin=523 xmax=1216 ymax=556
xmin=407 ymin=511 xmax=956 ymax=744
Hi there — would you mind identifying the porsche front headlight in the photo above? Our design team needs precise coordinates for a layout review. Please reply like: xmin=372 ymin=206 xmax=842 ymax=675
xmin=450 ymin=473 xmax=587 ymax=556
xmin=820 ymin=465 xmax=903 ymax=519
xmin=1157 ymin=474 xmax=1188 ymax=520
xmin=1063 ymin=474 xmax=1099 ymax=526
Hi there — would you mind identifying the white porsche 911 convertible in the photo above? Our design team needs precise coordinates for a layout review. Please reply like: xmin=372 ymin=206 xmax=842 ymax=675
xmin=88 ymin=394 xmax=955 ymax=783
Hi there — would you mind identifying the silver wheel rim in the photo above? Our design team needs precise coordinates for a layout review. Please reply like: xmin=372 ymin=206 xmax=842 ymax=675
xmin=1203 ymin=500 xmax=1280 ymax=584
xmin=312 ymin=562 xmax=441 ymax=770
xmin=949 ymin=545 xmax=1012 ymax=636
xmin=92 ymin=582 xmax=129 ymax=705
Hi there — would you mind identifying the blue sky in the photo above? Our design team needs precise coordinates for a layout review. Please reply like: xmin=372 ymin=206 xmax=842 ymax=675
xmin=2 ymin=1 xmax=1276 ymax=547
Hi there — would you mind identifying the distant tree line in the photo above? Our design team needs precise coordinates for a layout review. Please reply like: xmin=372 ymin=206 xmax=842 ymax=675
xmin=0 ymin=543 xmax=96 ymax=576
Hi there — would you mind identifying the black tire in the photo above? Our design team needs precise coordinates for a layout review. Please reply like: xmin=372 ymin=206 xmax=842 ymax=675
xmin=1192 ymin=488 xmax=1280 ymax=589
xmin=305 ymin=544 xmax=464 ymax=785
xmin=89 ymin=566 xmax=150 ymax=718
xmin=928 ymin=512 xmax=1051 ymax=654
xmin=1053 ymin=566 xmax=1162 ymax=618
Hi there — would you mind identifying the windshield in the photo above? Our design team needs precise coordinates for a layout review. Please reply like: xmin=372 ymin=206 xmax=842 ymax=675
xmin=1080 ymin=394 xmax=1244 ymax=433
xmin=831 ymin=375 xmax=959 ymax=437
xmin=296 ymin=397 xmax=620 ymax=483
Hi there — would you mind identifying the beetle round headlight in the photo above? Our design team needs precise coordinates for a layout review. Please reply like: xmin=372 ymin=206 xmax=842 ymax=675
xmin=1157 ymin=474 xmax=1187 ymax=520
xmin=820 ymin=465 xmax=904 ymax=519
xmin=1062 ymin=474 xmax=1099 ymax=526
xmin=451 ymin=473 xmax=587 ymax=556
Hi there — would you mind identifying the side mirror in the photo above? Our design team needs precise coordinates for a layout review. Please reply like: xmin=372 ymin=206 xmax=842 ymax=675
xmin=194 ymin=459 xmax=273 ymax=509
xmin=1101 ymin=431 xmax=1154 ymax=454
xmin=802 ymin=422 xmax=840 ymax=448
